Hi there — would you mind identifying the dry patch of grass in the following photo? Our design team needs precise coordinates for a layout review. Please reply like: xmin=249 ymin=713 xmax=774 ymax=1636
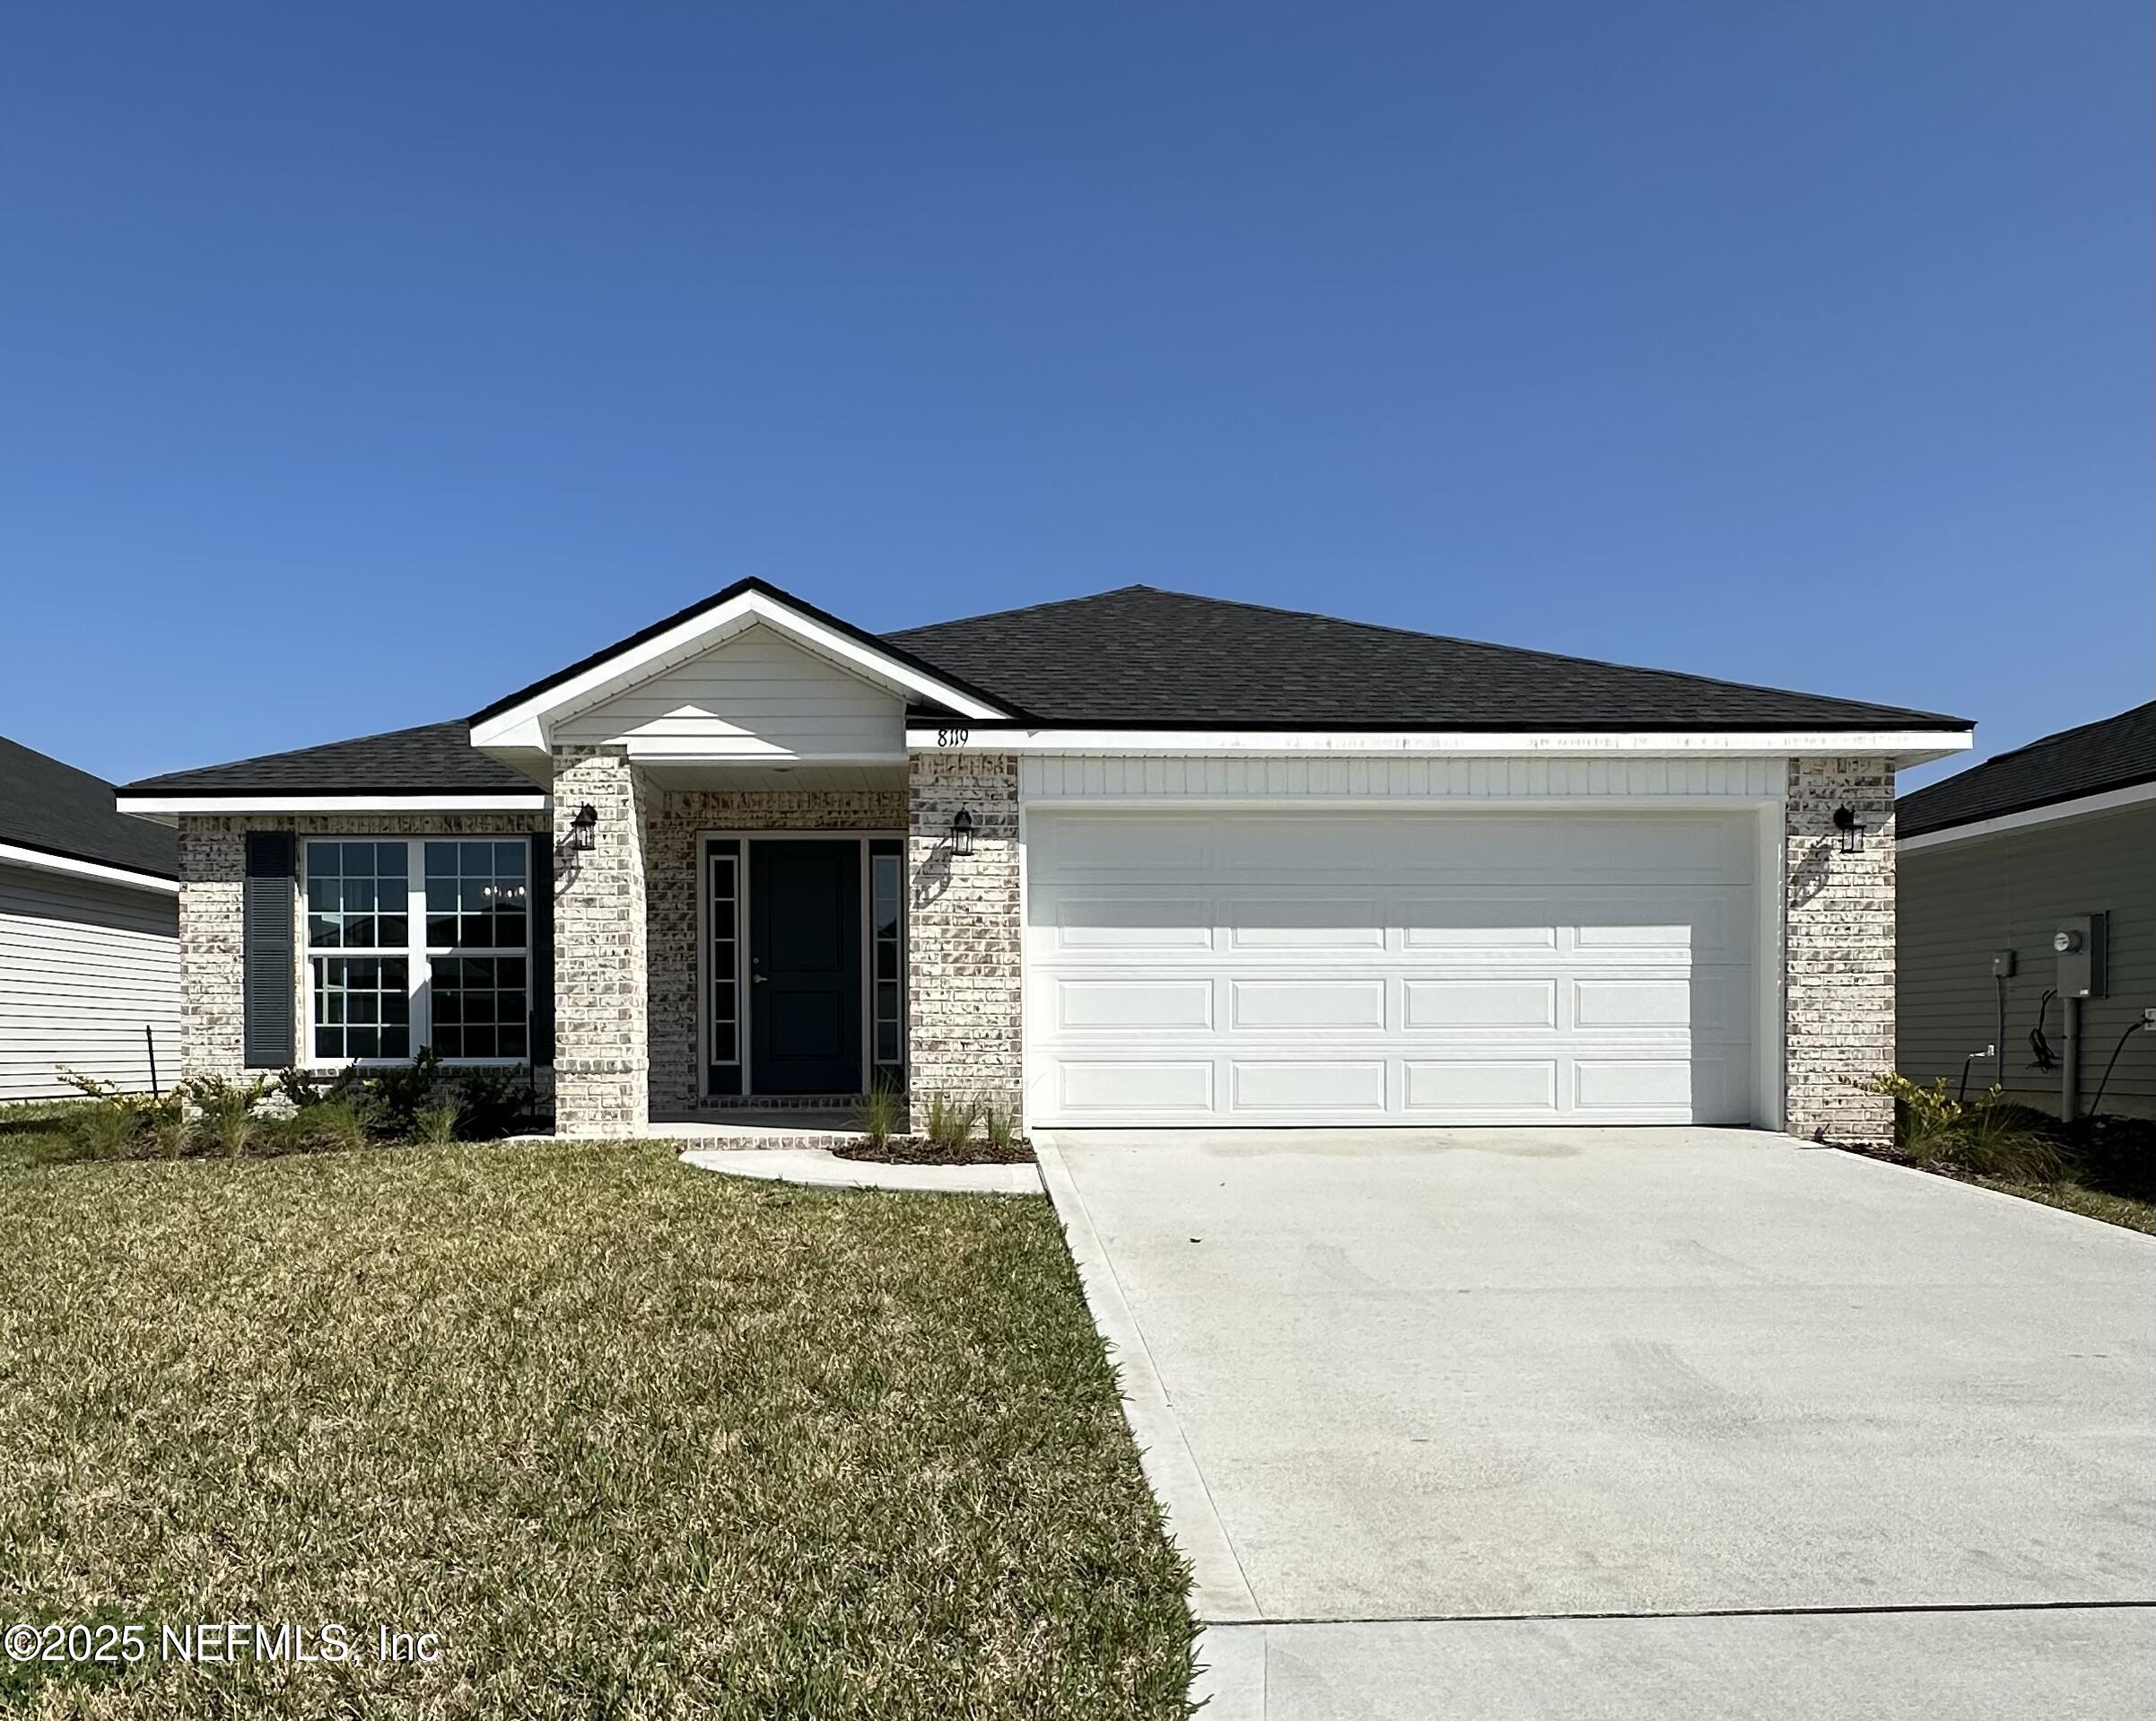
xmin=0 ymin=1138 xmax=1193 ymax=1718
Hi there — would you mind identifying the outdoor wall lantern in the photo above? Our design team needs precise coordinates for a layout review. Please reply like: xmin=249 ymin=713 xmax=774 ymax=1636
xmin=570 ymin=803 xmax=599 ymax=852
xmin=1832 ymin=805 xmax=1864 ymax=855
xmin=951 ymin=808 xmax=974 ymax=857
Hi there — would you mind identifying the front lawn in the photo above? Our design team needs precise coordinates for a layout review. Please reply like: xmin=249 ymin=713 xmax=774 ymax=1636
xmin=0 ymin=1133 xmax=1194 ymax=1718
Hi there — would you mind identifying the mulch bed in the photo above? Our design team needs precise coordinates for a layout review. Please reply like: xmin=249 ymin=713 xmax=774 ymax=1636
xmin=833 ymin=1137 xmax=1037 ymax=1166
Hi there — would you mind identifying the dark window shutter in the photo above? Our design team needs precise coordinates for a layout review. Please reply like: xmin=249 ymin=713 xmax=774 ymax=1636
xmin=528 ymin=833 xmax=554 ymax=1065
xmin=242 ymin=831 xmax=297 ymax=1069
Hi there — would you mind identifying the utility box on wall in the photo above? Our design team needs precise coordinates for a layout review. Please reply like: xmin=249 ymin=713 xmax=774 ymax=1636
xmin=2053 ymin=913 xmax=2107 ymax=1000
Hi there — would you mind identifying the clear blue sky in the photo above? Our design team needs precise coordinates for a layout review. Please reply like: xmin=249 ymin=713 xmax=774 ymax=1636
xmin=4 ymin=2 xmax=2147 ymax=791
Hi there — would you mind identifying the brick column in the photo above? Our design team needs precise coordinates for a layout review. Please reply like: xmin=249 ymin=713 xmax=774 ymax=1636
xmin=177 ymin=817 xmax=248 ymax=1083
xmin=1785 ymin=757 xmax=1897 ymax=1144
xmin=906 ymin=751 xmax=1022 ymax=1123
xmin=552 ymin=747 xmax=650 ymax=1137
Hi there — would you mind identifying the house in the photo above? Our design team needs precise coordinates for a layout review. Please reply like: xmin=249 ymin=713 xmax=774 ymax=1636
xmin=113 ymin=581 xmax=1972 ymax=1142
xmin=1 ymin=737 xmax=181 ymax=1100
xmin=1897 ymin=702 xmax=2155 ymax=1120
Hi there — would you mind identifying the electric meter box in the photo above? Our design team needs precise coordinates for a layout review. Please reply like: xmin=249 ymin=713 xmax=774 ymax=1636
xmin=2053 ymin=913 xmax=2107 ymax=999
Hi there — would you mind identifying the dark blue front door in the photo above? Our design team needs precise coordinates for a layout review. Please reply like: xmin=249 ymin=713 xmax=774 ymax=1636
xmin=750 ymin=841 xmax=861 ymax=1095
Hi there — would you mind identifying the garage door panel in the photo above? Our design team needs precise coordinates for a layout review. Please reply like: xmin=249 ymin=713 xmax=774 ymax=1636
xmin=1574 ymin=1058 xmax=1694 ymax=1110
xmin=1229 ymin=978 xmax=1387 ymax=1030
xmin=1059 ymin=1060 xmax=1215 ymax=1114
xmin=1048 ymin=896 xmax=1214 ymax=951
xmin=1573 ymin=976 xmax=1691 ymax=1029
xmin=1402 ymin=1058 xmax=1558 ymax=1113
xmin=1401 ymin=978 xmax=1559 ymax=1029
xmin=1231 ymin=1060 xmax=1386 ymax=1113
xmin=1056 ymin=978 xmax=1214 ymax=1031
xmin=1224 ymin=898 xmax=1388 ymax=951
xmin=1026 ymin=810 xmax=1758 ymax=1127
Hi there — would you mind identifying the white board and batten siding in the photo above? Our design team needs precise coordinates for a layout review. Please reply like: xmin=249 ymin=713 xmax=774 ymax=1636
xmin=1020 ymin=757 xmax=1782 ymax=1130
xmin=554 ymin=625 xmax=905 ymax=760
xmin=0 ymin=864 xmax=180 ymax=1099
xmin=1018 ymin=754 xmax=1788 ymax=801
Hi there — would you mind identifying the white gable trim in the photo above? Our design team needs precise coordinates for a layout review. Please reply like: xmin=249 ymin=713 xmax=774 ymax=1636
xmin=473 ymin=590 xmax=1008 ymax=750
xmin=0 ymin=841 xmax=180 ymax=895
xmin=1897 ymin=779 xmax=2156 ymax=853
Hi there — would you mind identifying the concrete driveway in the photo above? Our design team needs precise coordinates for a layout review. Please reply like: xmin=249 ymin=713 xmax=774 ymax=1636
xmin=1037 ymin=1127 xmax=2156 ymax=1720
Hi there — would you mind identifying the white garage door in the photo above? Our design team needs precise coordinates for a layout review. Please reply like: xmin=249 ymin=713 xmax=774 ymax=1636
xmin=1024 ymin=808 xmax=1759 ymax=1127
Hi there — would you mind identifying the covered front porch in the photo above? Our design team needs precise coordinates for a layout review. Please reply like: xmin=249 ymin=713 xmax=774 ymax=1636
xmin=546 ymin=748 xmax=1019 ymax=1139
xmin=454 ymin=579 xmax=1024 ymax=1139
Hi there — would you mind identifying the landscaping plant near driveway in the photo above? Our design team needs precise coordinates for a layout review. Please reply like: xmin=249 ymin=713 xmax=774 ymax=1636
xmin=1841 ymin=1070 xmax=2153 ymax=1232
xmin=0 ymin=1133 xmax=1195 ymax=1718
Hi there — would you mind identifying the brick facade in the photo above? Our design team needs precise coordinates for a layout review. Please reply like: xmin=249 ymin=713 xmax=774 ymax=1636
xmin=551 ymin=749 xmax=650 ymax=1136
xmin=1784 ymin=756 xmax=1898 ymax=1144
xmin=175 ymin=813 xmax=551 ymax=1085
xmin=904 ymin=751 xmax=1023 ymax=1122
xmin=643 ymin=787 xmax=907 ymax=1112
xmin=170 ymin=749 xmax=1900 ymax=1145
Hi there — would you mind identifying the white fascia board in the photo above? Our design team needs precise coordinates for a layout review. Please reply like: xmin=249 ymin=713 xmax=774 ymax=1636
xmin=904 ymin=726 xmax=1976 ymax=757
xmin=0 ymin=842 xmax=181 ymax=895
xmin=114 ymin=794 xmax=551 ymax=816
xmin=471 ymin=590 xmax=1008 ymax=747
xmin=1898 ymin=780 xmax=2156 ymax=853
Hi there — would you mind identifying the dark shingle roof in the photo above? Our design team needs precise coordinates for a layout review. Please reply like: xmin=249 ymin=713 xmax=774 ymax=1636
xmin=1899 ymin=701 xmax=2156 ymax=838
xmin=888 ymin=586 xmax=1968 ymax=730
xmin=0 ymin=737 xmax=178 ymax=878
xmin=119 ymin=582 xmax=1971 ymax=799
xmin=119 ymin=721 xmax=541 ymax=799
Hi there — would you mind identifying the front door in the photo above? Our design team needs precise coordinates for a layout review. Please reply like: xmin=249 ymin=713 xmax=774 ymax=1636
xmin=749 ymin=840 xmax=862 ymax=1095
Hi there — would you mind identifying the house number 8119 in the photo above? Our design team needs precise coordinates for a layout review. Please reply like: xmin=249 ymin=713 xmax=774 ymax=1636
xmin=935 ymin=726 xmax=971 ymax=747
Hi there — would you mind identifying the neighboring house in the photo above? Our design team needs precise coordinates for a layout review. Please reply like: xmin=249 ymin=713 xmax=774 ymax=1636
xmin=1897 ymin=702 xmax=2155 ymax=1120
xmin=114 ymin=581 xmax=1972 ymax=1143
xmin=1 ymin=737 xmax=181 ymax=1100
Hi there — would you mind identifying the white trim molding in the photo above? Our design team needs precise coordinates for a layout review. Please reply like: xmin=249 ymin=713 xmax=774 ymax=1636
xmin=115 ymin=794 xmax=551 ymax=819
xmin=0 ymin=841 xmax=181 ymax=895
xmin=473 ymin=587 xmax=1008 ymax=754
xmin=1897 ymin=780 xmax=2156 ymax=853
xmin=912 ymin=726 xmax=1973 ymax=763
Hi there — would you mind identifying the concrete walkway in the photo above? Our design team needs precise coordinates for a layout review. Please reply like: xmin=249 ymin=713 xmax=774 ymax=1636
xmin=679 ymin=1145 xmax=1042 ymax=1196
xmin=1038 ymin=1127 xmax=2156 ymax=1720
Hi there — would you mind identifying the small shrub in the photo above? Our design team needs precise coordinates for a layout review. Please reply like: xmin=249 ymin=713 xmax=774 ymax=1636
xmin=415 ymin=1101 xmax=461 ymax=1147
xmin=147 ymin=1103 xmax=194 ymax=1160
xmin=922 ymin=1091 xmax=980 ymax=1151
xmin=982 ymin=1102 xmax=1019 ymax=1152
xmin=56 ymin=1068 xmax=170 ymax=1152
xmin=854 ymin=1084 xmax=904 ymax=1149
xmin=1942 ymin=1100 xmax=2073 ymax=1184
xmin=452 ymin=1066 xmax=528 ymax=1140
xmin=296 ymin=1096 xmax=370 ymax=1153
xmin=275 ymin=1066 xmax=324 ymax=1111
xmin=188 ymin=1075 xmax=268 ymax=1158
xmin=70 ymin=1101 xmax=143 ymax=1158
xmin=1846 ymin=1070 xmax=1961 ymax=1155
xmin=365 ymin=1050 xmax=442 ymax=1140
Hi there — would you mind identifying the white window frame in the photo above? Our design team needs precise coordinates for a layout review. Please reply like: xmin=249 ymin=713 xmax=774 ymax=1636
xmin=696 ymin=830 xmax=906 ymax=1099
xmin=300 ymin=834 xmax=535 ymax=1070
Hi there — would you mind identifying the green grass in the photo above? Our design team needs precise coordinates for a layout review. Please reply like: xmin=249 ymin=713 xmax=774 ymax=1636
xmin=0 ymin=1131 xmax=1195 ymax=1718
xmin=1967 ymin=1175 xmax=2156 ymax=1233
